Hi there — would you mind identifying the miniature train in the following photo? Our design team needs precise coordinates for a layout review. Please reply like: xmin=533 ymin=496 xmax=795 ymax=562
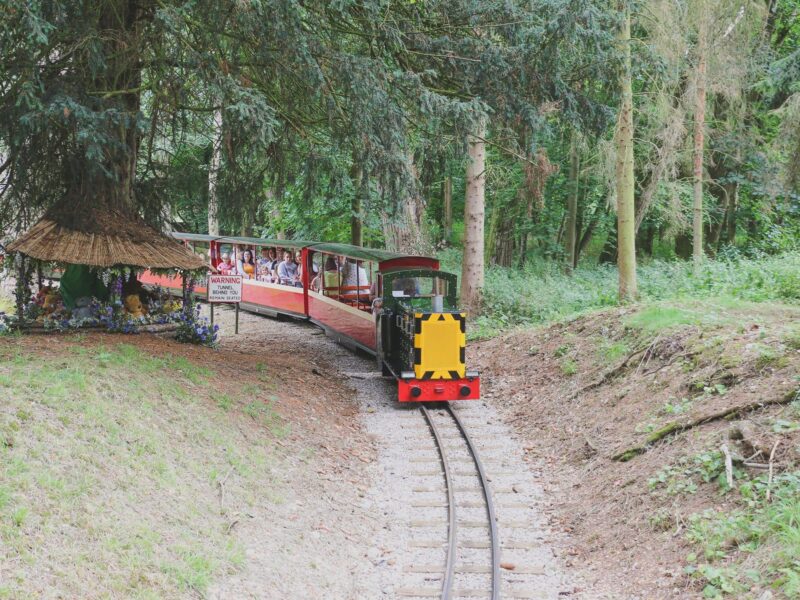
xmin=140 ymin=233 xmax=480 ymax=402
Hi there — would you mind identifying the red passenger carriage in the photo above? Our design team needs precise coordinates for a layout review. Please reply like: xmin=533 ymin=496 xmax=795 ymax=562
xmin=139 ymin=233 xmax=480 ymax=401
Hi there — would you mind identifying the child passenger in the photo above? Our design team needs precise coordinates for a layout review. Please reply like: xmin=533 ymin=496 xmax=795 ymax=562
xmin=217 ymin=253 xmax=234 ymax=274
xmin=257 ymin=248 xmax=274 ymax=282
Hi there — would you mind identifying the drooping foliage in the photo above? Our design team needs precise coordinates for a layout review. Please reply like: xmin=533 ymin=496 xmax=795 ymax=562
xmin=0 ymin=0 xmax=617 ymax=237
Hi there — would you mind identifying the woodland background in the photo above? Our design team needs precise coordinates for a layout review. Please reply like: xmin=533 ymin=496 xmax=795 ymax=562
xmin=1 ymin=0 xmax=799 ymax=319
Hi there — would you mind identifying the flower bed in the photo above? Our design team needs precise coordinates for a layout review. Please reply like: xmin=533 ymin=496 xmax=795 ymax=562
xmin=3 ymin=273 xmax=218 ymax=347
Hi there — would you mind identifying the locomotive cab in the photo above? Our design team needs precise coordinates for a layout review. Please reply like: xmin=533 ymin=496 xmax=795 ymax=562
xmin=376 ymin=270 xmax=480 ymax=402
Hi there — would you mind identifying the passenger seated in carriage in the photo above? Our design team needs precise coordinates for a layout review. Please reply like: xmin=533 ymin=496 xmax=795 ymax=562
xmin=277 ymin=251 xmax=301 ymax=287
xmin=341 ymin=258 xmax=369 ymax=287
xmin=311 ymin=256 xmax=339 ymax=292
xmin=339 ymin=259 xmax=371 ymax=306
xmin=257 ymin=248 xmax=276 ymax=282
xmin=217 ymin=253 xmax=234 ymax=274
xmin=237 ymin=249 xmax=256 ymax=278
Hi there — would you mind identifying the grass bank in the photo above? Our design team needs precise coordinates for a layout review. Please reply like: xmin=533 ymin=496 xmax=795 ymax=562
xmin=0 ymin=336 xmax=286 ymax=599
xmin=438 ymin=250 xmax=800 ymax=338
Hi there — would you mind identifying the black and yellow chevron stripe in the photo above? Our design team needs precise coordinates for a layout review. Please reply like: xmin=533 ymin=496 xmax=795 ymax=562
xmin=412 ymin=312 xmax=466 ymax=380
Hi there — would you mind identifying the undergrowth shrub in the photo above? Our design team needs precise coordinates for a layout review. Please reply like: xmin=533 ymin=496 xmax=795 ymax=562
xmin=437 ymin=250 xmax=800 ymax=337
xmin=684 ymin=471 xmax=800 ymax=598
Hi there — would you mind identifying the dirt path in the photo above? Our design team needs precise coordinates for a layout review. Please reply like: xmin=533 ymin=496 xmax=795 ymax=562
xmin=205 ymin=305 xmax=585 ymax=599
xmin=202 ymin=305 xmax=384 ymax=599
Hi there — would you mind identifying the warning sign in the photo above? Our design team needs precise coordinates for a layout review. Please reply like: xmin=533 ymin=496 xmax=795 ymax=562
xmin=207 ymin=274 xmax=243 ymax=303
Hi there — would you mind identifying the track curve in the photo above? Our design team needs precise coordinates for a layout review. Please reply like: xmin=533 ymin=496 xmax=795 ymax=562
xmin=421 ymin=403 xmax=501 ymax=600
xmin=420 ymin=405 xmax=458 ymax=598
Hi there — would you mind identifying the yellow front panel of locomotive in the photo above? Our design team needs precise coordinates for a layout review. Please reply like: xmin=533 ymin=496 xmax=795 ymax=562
xmin=413 ymin=312 xmax=466 ymax=380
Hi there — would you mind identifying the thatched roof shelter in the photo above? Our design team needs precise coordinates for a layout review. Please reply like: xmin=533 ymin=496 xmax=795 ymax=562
xmin=7 ymin=203 xmax=207 ymax=271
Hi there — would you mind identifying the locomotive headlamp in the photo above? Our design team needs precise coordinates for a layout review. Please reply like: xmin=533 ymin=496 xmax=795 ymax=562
xmin=459 ymin=385 xmax=471 ymax=397
xmin=410 ymin=386 xmax=422 ymax=398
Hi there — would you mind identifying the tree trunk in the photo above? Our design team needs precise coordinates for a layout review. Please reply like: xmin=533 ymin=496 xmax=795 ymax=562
xmin=461 ymin=119 xmax=486 ymax=314
xmin=577 ymin=209 xmax=602 ymax=261
xmin=263 ymin=187 xmax=284 ymax=239
xmin=351 ymin=190 xmax=363 ymax=247
xmin=15 ymin=255 xmax=29 ymax=324
xmin=724 ymin=181 xmax=738 ymax=245
xmin=555 ymin=213 xmax=566 ymax=247
xmin=57 ymin=0 xmax=145 ymax=220
xmin=518 ymin=192 xmax=533 ymax=268
xmin=637 ymin=222 xmax=655 ymax=257
xmin=86 ymin=0 xmax=144 ymax=215
xmin=350 ymin=159 xmax=364 ymax=246
xmin=207 ymin=108 xmax=222 ymax=236
xmin=485 ymin=203 xmax=498 ymax=265
xmin=488 ymin=203 xmax=514 ymax=267
xmin=692 ymin=16 xmax=708 ymax=271
xmin=721 ymin=147 xmax=740 ymax=246
xmin=675 ymin=233 xmax=692 ymax=259
xmin=495 ymin=219 xmax=514 ymax=267
xmin=240 ymin=212 xmax=253 ymax=237
xmin=705 ymin=193 xmax=724 ymax=253
xmin=599 ymin=228 xmax=617 ymax=264
xmin=383 ymin=156 xmax=429 ymax=254
xmin=616 ymin=4 xmax=638 ymax=300
xmin=442 ymin=176 xmax=453 ymax=243
xmin=565 ymin=132 xmax=580 ymax=271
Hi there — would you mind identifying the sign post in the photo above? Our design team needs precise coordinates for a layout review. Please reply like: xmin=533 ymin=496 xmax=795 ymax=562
xmin=207 ymin=274 xmax=244 ymax=335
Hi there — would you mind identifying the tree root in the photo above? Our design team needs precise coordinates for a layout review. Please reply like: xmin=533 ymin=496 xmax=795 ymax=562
xmin=612 ymin=386 xmax=800 ymax=462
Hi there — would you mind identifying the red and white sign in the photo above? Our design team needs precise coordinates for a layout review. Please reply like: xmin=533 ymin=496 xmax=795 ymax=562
xmin=207 ymin=274 xmax=243 ymax=303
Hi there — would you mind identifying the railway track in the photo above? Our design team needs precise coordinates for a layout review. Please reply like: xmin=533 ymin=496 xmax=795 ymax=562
xmin=415 ymin=403 xmax=501 ymax=600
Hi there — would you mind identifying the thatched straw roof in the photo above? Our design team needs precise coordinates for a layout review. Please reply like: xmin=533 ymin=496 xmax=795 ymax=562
xmin=7 ymin=204 xmax=207 ymax=271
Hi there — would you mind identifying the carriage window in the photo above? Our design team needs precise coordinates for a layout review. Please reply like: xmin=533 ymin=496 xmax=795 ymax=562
xmin=313 ymin=254 xmax=375 ymax=310
xmin=216 ymin=244 xmax=235 ymax=273
xmin=318 ymin=253 xmax=340 ymax=295
xmin=339 ymin=259 xmax=374 ymax=310
xmin=218 ymin=244 xmax=233 ymax=259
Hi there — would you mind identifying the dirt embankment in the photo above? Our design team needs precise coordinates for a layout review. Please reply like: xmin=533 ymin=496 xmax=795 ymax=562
xmin=473 ymin=300 xmax=800 ymax=599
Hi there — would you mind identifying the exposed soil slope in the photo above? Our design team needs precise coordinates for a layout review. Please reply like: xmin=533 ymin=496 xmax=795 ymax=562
xmin=473 ymin=300 xmax=800 ymax=599
xmin=0 ymin=329 xmax=378 ymax=599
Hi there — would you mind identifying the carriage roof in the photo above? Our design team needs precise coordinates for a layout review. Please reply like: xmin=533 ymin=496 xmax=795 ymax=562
xmin=171 ymin=232 xmax=436 ymax=266
xmin=306 ymin=242 xmax=431 ymax=263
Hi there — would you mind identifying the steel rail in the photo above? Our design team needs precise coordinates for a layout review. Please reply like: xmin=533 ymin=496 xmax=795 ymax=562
xmin=420 ymin=405 xmax=457 ymax=600
xmin=446 ymin=404 xmax=501 ymax=600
